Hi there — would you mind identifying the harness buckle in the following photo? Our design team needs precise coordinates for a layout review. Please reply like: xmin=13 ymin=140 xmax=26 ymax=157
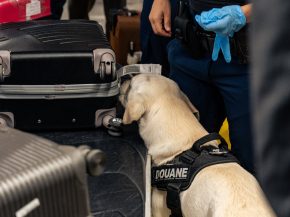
xmin=208 ymin=148 xmax=228 ymax=156
xmin=166 ymin=183 xmax=183 ymax=217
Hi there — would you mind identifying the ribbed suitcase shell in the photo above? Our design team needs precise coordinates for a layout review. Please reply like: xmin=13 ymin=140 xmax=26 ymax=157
xmin=39 ymin=124 xmax=148 ymax=217
xmin=0 ymin=126 xmax=95 ymax=217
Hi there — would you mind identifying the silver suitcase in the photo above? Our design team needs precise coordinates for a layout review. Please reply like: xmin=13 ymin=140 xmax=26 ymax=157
xmin=0 ymin=123 xmax=105 ymax=217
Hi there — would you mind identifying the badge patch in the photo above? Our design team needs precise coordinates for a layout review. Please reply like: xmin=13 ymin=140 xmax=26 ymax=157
xmin=152 ymin=165 xmax=190 ymax=183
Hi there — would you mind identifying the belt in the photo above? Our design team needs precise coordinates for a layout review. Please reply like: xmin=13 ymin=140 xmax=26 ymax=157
xmin=191 ymin=25 xmax=249 ymax=64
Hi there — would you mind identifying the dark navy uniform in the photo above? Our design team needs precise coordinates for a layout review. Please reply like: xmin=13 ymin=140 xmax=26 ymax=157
xmin=168 ymin=0 xmax=253 ymax=172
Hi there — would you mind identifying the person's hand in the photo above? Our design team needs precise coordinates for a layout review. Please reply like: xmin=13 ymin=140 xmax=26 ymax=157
xmin=195 ymin=5 xmax=246 ymax=62
xmin=149 ymin=0 xmax=171 ymax=37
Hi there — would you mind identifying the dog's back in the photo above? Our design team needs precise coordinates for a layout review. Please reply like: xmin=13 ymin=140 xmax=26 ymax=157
xmin=181 ymin=163 xmax=275 ymax=217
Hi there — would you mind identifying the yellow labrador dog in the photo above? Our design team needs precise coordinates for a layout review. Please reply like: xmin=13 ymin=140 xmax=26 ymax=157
xmin=119 ymin=74 xmax=276 ymax=217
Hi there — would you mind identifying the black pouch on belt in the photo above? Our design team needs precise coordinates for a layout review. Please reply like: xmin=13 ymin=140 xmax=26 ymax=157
xmin=174 ymin=0 xmax=204 ymax=58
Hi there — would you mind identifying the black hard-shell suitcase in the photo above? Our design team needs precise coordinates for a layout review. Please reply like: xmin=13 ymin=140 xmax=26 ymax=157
xmin=0 ymin=123 xmax=106 ymax=217
xmin=0 ymin=20 xmax=118 ymax=130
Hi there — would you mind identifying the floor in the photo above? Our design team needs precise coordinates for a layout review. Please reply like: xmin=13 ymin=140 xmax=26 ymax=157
xmin=61 ymin=0 xmax=143 ymax=31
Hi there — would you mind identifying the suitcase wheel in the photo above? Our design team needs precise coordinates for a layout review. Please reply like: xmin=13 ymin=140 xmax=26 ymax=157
xmin=0 ymin=113 xmax=14 ymax=128
xmin=102 ymin=115 xmax=123 ymax=137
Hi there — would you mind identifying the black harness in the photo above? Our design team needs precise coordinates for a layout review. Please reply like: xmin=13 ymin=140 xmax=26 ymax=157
xmin=151 ymin=133 xmax=239 ymax=217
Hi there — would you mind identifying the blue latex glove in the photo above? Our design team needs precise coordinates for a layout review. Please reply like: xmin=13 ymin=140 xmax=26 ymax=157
xmin=212 ymin=34 xmax=231 ymax=62
xmin=195 ymin=5 xmax=246 ymax=62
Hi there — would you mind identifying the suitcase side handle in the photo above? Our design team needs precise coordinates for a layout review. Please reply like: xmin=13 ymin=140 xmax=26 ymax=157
xmin=0 ymin=50 xmax=11 ymax=82
xmin=93 ymin=49 xmax=117 ymax=80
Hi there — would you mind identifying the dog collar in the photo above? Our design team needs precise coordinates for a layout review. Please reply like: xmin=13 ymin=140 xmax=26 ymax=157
xmin=151 ymin=133 xmax=239 ymax=217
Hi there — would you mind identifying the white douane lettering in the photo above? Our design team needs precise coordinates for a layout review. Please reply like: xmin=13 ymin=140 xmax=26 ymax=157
xmin=169 ymin=169 xmax=175 ymax=178
xmin=155 ymin=167 xmax=189 ymax=180
xmin=176 ymin=168 xmax=182 ymax=178
xmin=165 ymin=169 xmax=170 ymax=178
xmin=182 ymin=168 xmax=188 ymax=178
xmin=159 ymin=169 xmax=164 ymax=178
xmin=155 ymin=170 xmax=160 ymax=179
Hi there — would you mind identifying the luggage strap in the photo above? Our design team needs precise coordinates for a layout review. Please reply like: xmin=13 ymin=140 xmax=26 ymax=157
xmin=151 ymin=133 xmax=239 ymax=217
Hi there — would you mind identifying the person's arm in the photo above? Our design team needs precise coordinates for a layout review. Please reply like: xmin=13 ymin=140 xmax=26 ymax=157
xmin=241 ymin=4 xmax=252 ymax=23
xmin=149 ymin=0 xmax=172 ymax=37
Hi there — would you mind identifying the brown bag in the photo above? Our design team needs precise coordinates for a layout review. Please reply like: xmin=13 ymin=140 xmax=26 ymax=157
xmin=110 ymin=12 xmax=140 ymax=65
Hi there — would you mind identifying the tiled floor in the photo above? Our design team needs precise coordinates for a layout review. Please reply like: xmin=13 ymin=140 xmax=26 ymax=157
xmin=61 ymin=0 xmax=143 ymax=31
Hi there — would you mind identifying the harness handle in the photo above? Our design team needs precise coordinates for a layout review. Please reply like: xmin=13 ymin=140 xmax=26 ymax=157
xmin=191 ymin=133 xmax=228 ymax=152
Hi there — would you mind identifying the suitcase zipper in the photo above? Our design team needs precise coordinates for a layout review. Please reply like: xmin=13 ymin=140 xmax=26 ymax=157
xmin=0 ymin=80 xmax=119 ymax=99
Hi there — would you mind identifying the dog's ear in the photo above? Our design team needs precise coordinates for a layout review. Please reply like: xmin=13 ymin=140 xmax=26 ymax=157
xmin=180 ymin=92 xmax=200 ymax=120
xmin=123 ymin=99 xmax=145 ymax=124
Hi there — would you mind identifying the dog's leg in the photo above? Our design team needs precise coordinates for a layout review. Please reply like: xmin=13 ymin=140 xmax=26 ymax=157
xmin=152 ymin=188 xmax=171 ymax=217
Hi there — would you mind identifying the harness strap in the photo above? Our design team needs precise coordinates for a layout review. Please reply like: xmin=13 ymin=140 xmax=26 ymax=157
xmin=167 ymin=183 xmax=183 ymax=217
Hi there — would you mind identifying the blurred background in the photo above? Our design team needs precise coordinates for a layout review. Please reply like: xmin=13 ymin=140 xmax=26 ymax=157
xmin=61 ymin=0 xmax=143 ymax=32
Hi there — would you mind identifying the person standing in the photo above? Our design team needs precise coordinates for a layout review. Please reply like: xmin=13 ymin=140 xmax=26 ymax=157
xmin=149 ymin=0 xmax=254 ymax=172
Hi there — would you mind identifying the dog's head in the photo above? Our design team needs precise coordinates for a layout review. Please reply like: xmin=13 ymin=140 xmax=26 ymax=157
xmin=119 ymin=74 xmax=199 ymax=124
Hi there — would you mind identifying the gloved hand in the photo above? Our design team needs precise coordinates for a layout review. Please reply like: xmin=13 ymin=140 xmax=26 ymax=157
xmin=195 ymin=5 xmax=246 ymax=62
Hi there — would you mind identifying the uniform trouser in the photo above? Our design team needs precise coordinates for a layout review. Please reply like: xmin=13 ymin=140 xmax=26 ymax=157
xmin=140 ymin=0 xmax=177 ymax=76
xmin=167 ymin=39 xmax=254 ymax=173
